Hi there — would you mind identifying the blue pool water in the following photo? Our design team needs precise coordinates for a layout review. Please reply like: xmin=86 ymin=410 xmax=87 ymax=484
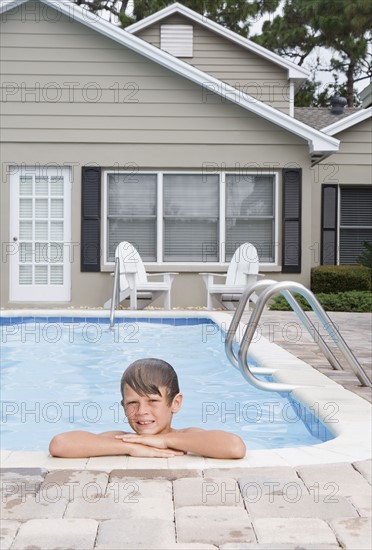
xmin=1 ymin=317 xmax=333 ymax=451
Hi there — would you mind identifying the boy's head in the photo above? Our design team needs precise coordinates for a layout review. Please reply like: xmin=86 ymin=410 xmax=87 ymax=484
xmin=120 ymin=358 xmax=182 ymax=434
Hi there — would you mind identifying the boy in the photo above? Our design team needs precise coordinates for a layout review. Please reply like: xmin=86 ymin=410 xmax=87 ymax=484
xmin=49 ymin=358 xmax=246 ymax=459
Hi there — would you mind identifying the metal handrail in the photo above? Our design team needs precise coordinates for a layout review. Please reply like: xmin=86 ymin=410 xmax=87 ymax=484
xmin=225 ymin=280 xmax=371 ymax=391
xmin=109 ymin=257 xmax=120 ymax=329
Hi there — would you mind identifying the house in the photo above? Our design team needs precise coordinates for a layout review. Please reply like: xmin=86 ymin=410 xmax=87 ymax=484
xmin=295 ymin=104 xmax=371 ymax=266
xmin=0 ymin=0 xmax=370 ymax=308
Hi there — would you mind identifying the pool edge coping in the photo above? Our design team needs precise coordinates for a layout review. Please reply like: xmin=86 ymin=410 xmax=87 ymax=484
xmin=1 ymin=308 xmax=371 ymax=469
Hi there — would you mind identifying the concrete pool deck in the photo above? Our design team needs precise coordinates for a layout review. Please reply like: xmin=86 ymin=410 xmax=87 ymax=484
xmin=1 ymin=310 xmax=371 ymax=548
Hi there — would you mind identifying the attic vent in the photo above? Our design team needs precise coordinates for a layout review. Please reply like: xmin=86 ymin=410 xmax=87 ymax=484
xmin=160 ymin=25 xmax=193 ymax=57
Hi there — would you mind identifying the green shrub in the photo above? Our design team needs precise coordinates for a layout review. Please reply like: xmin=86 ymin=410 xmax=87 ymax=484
xmin=311 ymin=265 xmax=371 ymax=293
xmin=357 ymin=241 xmax=372 ymax=269
xmin=269 ymin=291 xmax=372 ymax=312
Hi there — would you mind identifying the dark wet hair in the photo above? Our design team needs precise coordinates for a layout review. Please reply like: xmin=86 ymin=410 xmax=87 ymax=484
xmin=121 ymin=358 xmax=180 ymax=405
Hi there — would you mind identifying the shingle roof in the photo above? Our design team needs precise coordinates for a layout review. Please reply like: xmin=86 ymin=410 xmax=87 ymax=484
xmin=294 ymin=107 xmax=361 ymax=130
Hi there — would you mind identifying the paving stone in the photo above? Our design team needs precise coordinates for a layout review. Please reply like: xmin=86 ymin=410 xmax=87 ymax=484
xmin=109 ymin=468 xmax=203 ymax=481
xmin=253 ymin=518 xmax=339 ymax=545
xmin=96 ymin=545 xmax=217 ymax=550
xmin=158 ymin=546 xmax=218 ymax=550
xmin=238 ymin=477 xmax=308 ymax=501
xmin=0 ymin=467 xmax=47 ymax=496
xmin=126 ymin=457 xmax=169 ymax=468
xmin=175 ymin=506 xmax=254 ymax=545
xmin=220 ymin=545 xmax=339 ymax=549
xmin=174 ymin=477 xmax=243 ymax=507
xmin=0 ymin=467 xmax=47 ymax=481
xmin=0 ymin=520 xmax=20 ymax=550
xmin=86 ymin=456 xmax=128 ymax=471
xmin=95 ymin=517 xmax=175 ymax=548
xmin=167 ymin=454 xmax=207 ymax=469
xmin=11 ymin=518 xmax=98 ymax=549
xmin=297 ymin=463 xmax=372 ymax=497
xmin=353 ymin=459 xmax=372 ymax=483
xmin=65 ymin=479 xmax=173 ymax=519
xmin=0 ymin=492 xmax=68 ymax=520
xmin=40 ymin=469 xmax=109 ymax=500
xmin=347 ymin=489 xmax=372 ymax=517
xmin=246 ymin=492 xmax=358 ymax=519
xmin=204 ymin=467 xmax=300 ymax=481
xmin=330 ymin=517 xmax=372 ymax=550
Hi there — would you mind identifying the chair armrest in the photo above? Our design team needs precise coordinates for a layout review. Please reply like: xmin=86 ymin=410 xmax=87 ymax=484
xmin=147 ymin=272 xmax=179 ymax=277
xmin=199 ymin=272 xmax=227 ymax=277
xmin=200 ymin=272 xmax=227 ymax=288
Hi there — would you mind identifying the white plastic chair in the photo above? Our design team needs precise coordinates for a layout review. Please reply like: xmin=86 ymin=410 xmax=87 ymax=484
xmin=200 ymin=243 xmax=263 ymax=310
xmin=104 ymin=241 xmax=177 ymax=310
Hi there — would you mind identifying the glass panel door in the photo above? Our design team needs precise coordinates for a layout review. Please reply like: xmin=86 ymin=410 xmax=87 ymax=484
xmin=9 ymin=167 xmax=71 ymax=301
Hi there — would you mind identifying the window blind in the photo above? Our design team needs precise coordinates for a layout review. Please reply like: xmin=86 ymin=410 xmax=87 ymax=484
xmin=107 ymin=173 xmax=157 ymax=262
xmin=163 ymin=174 xmax=219 ymax=262
xmin=340 ymin=186 xmax=372 ymax=264
xmin=226 ymin=175 xmax=275 ymax=261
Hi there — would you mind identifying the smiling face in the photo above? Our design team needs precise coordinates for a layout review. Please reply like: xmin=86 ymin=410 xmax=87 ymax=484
xmin=122 ymin=384 xmax=183 ymax=435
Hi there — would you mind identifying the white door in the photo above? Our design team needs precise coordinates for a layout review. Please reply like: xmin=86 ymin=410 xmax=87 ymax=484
xmin=9 ymin=167 xmax=71 ymax=302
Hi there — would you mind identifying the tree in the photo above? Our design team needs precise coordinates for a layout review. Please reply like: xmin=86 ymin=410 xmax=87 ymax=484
xmin=294 ymin=75 xmax=362 ymax=107
xmin=72 ymin=0 xmax=279 ymax=36
xmin=252 ymin=0 xmax=372 ymax=106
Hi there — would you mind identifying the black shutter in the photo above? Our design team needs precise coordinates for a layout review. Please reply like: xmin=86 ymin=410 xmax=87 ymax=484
xmin=282 ymin=168 xmax=302 ymax=273
xmin=81 ymin=166 xmax=101 ymax=272
xmin=321 ymin=184 xmax=338 ymax=265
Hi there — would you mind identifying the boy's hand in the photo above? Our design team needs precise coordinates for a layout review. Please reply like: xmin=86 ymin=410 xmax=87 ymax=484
xmin=116 ymin=435 xmax=184 ymax=457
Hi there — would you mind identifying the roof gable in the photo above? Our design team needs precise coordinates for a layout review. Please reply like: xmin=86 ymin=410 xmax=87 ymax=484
xmin=127 ymin=2 xmax=310 ymax=83
xmin=1 ymin=0 xmax=339 ymax=157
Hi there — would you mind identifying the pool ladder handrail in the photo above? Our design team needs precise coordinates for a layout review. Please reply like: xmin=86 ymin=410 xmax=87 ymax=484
xmin=109 ymin=257 xmax=120 ymax=329
xmin=225 ymin=280 xmax=372 ymax=391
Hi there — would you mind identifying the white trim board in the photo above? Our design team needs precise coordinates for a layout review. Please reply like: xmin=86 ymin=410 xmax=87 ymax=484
xmin=1 ymin=0 xmax=339 ymax=156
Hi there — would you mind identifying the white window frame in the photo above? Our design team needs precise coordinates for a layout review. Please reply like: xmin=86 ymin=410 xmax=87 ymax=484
xmin=102 ymin=170 xmax=279 ymax=268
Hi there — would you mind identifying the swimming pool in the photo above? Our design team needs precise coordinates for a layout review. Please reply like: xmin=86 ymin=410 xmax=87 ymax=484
xmin=1 ymin=314 xmax=333 ymax=451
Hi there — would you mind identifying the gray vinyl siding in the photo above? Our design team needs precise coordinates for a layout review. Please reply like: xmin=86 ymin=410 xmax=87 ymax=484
xmin=1 ymin=10 xmax=297 ymax=147
xmin=135 ymin=14 xmax=290 ymax=114
xmin=0 ymin=2 xmax=313 ymax=308
xmin=320 ymin=119 xmax=372 ymax=185
xmin=311 ymin=117 xmax=372 ymax=267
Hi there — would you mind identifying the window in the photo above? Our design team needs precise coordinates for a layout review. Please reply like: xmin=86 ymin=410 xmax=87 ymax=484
xmin=104 ymin=171 xmax=277 ymax=264
xmin=339 ymin=186 xmax=372 ymax=264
